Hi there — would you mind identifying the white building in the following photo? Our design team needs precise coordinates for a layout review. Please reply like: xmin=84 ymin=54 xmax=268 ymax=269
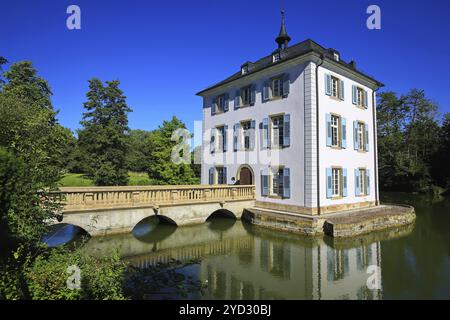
xmin=197 ymin=11 xmax=383 ymax=215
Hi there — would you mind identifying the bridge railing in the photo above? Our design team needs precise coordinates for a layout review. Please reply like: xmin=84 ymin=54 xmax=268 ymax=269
xmin=51 ymin=185 xmax=256 ymax=212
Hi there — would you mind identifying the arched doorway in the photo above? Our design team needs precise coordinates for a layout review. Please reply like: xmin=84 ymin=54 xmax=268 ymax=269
xmin=237 ymin=165 xmax=254 ymax=185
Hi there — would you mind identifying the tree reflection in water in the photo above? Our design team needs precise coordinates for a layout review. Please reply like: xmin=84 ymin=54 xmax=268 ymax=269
xmin=74 ymin=203 xmax=423 ymax=300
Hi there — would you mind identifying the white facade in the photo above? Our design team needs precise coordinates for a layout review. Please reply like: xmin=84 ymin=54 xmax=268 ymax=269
xmin=198 ymin=45 xmax=380 ymax=215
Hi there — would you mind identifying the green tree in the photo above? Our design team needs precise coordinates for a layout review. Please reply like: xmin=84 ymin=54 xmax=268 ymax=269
xmin=0 ymin=61 xmax=65 ymax=247
xmin=126 ymin=129 xmax=153 ymax=172
xmin=146 ymin=116 xmax=198 ymax=185
xmin=191 ymin=145 xmax=202 ymax=180
xmin=377 ymin=89 xmax=440 ymax=192
xmin=78 ymin=79 xmax=132 ymax=186
xmin=431 ymin=113 xmax=450 ymax=189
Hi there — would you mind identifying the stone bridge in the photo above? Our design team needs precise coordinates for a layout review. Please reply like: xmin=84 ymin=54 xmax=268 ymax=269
xmin=50 ymin=185 xmax=256 ymax=237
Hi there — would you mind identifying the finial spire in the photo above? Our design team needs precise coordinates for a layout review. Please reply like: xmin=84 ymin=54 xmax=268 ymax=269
xmin=276 ymin=9 xmax=291 ymax=49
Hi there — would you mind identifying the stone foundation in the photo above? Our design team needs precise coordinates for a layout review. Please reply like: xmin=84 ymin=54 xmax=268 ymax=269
xmin=243 ymin=204 xmax=416 ymax=238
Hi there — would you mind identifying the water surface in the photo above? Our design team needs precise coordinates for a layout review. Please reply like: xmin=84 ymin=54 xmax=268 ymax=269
xmin=46 ymin=193 xmax=450 ymax=299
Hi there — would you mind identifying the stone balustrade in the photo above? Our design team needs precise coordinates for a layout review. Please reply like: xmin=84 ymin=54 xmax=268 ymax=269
xmin=51 ymin=185 xmax=256 ymax=212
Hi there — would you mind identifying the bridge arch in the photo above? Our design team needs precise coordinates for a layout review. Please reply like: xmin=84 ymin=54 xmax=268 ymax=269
xmin=206 ymin=209 xmax=237 ymax=221
xmin=132 ymin=215 xmax=177 ymax=239
xmin=43 ymin=223 xmax=90 ymax=246
xmin=133 ymin=214 xmax=178 ymax=227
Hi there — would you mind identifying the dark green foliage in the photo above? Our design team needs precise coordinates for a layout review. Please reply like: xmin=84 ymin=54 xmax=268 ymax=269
xmin=191 ymin=146 xmax=202 ymax=180
xmin=145 ymin=116 xmax=199 ymax=185
xmin=0 ymin=61 xmax=64 ymax=247
xmin=78 ymin=79 xmax=132 ymax=186
xmin=377 ymin=89 xmax=440 ymax=192
xmin=0 ymin=149 xmax=58 ymax=248
xmin=126 ymin=129 xmax=154 ymax=172
xmin=1 ymin=246 xmax=127 ymax=300
xmin=431 ymin=113 xmax=450 ymax=190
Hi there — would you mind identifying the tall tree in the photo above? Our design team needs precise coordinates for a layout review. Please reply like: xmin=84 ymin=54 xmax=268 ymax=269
xmin=0 ymin=61 xmax=64 ymax=246
xmin=146 ymin=116 xmax=198 ymax=185
xmin=431 ymin=113 xmax=450 ymax=189
xmin=377 ymin=89 xmax=440 ymax=192
xmin=126 ymin=129 xmax=153 ymax=173
xmin=78 ymin=79 xmax=132 ymax=186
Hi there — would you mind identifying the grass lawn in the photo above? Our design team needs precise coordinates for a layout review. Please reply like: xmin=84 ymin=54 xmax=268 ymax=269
xmin=59 ymin=172 xmax=152 ymax=187
xmin=59 ymin=173 xmax=94 ymax=187
xmin=127 ymin=172 xmax=152 ymax=186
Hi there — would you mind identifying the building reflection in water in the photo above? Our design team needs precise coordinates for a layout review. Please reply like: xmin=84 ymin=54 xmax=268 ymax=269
xmin=84 ymin=217 xmax=413 ymax=300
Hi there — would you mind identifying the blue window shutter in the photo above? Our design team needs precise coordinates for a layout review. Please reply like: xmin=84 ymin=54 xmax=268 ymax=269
xmin=325 ymin=74 xmax=331 ymax=96
xmin=342 ymin=168 xmax=348 ymax=197
xmin=283 ymin=114 xmax=290 ymax=147
xmin=366 ymin=169 xmax=371 ymax=195
xmin=261 ymin=168 xmax=269 ymax=196
xmin=250 ymin=120 xmax=256 ymax=149
xmin=355 ymin=169 xmax=360 ymax=195
xmin=262 ymin=118 xmax=269 ymax=149
xmin=234 ymin=90 xmax=240 ymax=110
xmin=233 ymin=123 xmax=240 ymax=151
xmin=223 ymin=93 xmax=229 ymax=112
xmin=340 ymin=80 xmax=345 ymax=100
xmin=282 ymin=73 xmax=290 ymax=98
xmin=341 ymin=117 xmax=347 ymax=149
xmin=263 ymin=81 xmax=270 ymax=102
xmin=250 ymin=84 xmax=256 ymax=105
xmin=326 ymin=113 xmax=332 ymax=147
xmin=211 ymin=97 xmax=217 ymax=115
xmin=209 ymin=167 xmax=215 ymax=185
xmin=210 ymin=128 xmax=216 ymax=154
xmin=326 ymin=168 xmax=332 ymax=198
xmin=353 ymin=121 xmax=359 ymax=150
xmin=223 ymin=167 xmax=227 ymax=184
xmin=365 ymin=124 xmax=369 ymax=152
xmin=223 ymin=125 xmax=228 ymax=152
xmin=364 ymin=90 xmax=369 ymax=108
xmin=352 ymin=85 xmax=357 ymax=105
xmin=283 ymin=168 xmax=291 ymax=198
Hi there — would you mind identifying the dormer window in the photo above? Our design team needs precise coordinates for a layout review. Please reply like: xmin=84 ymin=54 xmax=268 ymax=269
xmin=333 ymin=53 xmax=340 ymax=61
xmin=273 ymin=53 xmax=281 ymax=63
xmin=241 ymin=65 xmax=248 ymax=75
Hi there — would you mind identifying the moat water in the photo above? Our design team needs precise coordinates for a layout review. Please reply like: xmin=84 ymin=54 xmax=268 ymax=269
xmin=44 ymin=193 xmax=450 ymax=299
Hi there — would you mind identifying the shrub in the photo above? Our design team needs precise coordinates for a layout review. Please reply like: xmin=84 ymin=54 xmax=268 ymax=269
xmin=24 ymin=247 xmax=127 ymax=300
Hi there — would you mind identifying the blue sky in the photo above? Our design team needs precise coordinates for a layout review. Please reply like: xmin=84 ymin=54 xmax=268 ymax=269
xmin=2 ymin=0 xmax=450 ymax=133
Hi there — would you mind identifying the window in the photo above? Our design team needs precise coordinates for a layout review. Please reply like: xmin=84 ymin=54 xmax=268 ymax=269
xmin=357 ymin=122 xmax=365 ymax=151
xmin=241 ymin=121 xmax=251 ymax=150
xmin=217 ymin=95 xmax=226 ymax=113
xmin=273 ymin=53 xmax=281 ymax=63
xmin=359 ymin=169 xmax=366 ymax=195
xmin=331 ymin=76 xmax=340 ymax=98
xmin=241 ymin=65 xmax=248 ymax=75
xmin=217 ymin=126 xmax=225 ymax=152
xmin=271 ymin=168 xmax=284 ymax=197
xmin=332 ymin=168 xmax=342 ymax=197
xmin=216 ymin=167 xmax=227 ymax=185
xmin=241 ymin=86 xmax=251 ymax=106
xmin=333 ymin=53 xmax=340 ymax=61
xmin=272 ymin=78 xmax=282 ymax=98
xmin=331 ymin=115 xmax=340 ymax=147
xmin=325 ymin=74 xmax=344 ymax=100
xmin=271 ymin=115 xmax=284 ymax=148
xmin=356 ymin=87 xmax=365 ymax=107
